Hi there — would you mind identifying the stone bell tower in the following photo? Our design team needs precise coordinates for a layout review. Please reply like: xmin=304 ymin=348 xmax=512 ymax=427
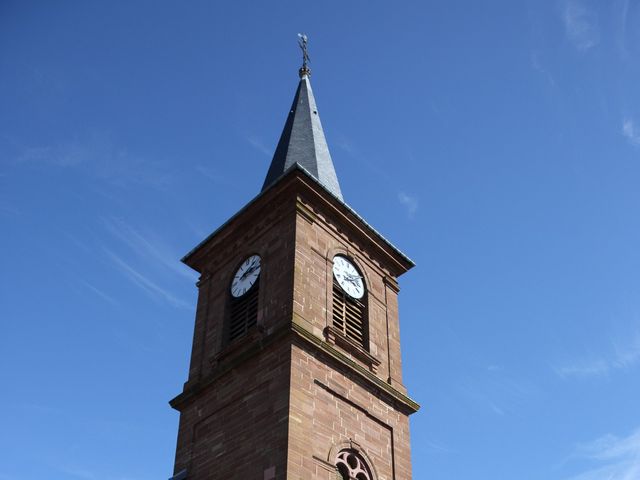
xmin=169 ymin=39 xmax=419 ymax=480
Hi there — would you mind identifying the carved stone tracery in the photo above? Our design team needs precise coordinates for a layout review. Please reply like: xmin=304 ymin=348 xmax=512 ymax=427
xmin=335 ymin=449 xmax=373 ymax=480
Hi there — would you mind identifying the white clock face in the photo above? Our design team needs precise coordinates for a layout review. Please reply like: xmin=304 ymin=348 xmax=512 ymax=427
xmin=231 ymin=255 xmax=261 ymax=298
xmin=332 ymin=255 xmax=365 ymax=299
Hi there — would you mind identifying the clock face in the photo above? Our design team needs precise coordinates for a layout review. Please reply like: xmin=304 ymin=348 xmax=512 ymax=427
xmin=231 ymin=255 xmax=261 ymax=298
xmin=332 ymin=255 xmax=365 ymax=299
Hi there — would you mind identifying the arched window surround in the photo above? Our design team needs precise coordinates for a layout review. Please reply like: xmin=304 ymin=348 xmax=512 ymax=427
xmin=327 ymin=440 xmax=378 ymax=480
xmin=324 ymin=248 xmax=381 ymax=373
xmin=224 ymin=253 xmax=264 ymax=345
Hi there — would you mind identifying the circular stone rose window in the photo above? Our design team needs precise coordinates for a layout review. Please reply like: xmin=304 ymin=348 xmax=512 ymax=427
xmin=335 ymin=449 xmax=373 ymax=480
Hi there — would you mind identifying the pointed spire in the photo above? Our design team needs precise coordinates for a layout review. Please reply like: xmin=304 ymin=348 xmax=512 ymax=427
xmin=261 ymin=35 xmax=343 ymax=201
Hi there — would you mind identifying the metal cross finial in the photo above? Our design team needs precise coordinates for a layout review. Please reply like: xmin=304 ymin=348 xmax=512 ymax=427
xmin=298 ymin=33 xmax=311 ymax=77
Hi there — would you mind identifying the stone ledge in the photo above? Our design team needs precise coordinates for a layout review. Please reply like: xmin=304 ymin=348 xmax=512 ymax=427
xmin=383 ymin=275 xmax=400 ymax=294
xmin=209 ymin=325 xmax=262 ymax=367
xmin=170 ymin=319 xmax=420 ymax=415
xmin=296 ymin=198 xmax=317 ymax=224
xmin=169 ymin=324 xmax=289 ymax=411
xmin=292 ymin=322 xmax=420 ymax=415
xmin=312 ymin=455 xmax=339 ymax=473
xmin=323 ymin=326 xmax=381 ymax=373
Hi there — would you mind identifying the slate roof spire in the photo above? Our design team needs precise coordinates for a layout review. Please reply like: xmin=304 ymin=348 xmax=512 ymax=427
xmin=261 ymin=35 xmax=343 ymax=201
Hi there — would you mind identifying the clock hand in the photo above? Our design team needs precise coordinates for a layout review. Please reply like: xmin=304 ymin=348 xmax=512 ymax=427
xmin=240 ymin=264 xmax=260 ymax=281
xmin=246 ymin=265 xmax=259 ymax=276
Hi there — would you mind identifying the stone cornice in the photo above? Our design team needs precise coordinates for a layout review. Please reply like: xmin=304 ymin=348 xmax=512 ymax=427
xmin=169 ymin=319 xmax=420 ymax=416
xmin=291 ymin=321 xmax=420 ymax=415
xmin=181 ymin=167 xmax=414 ymax=277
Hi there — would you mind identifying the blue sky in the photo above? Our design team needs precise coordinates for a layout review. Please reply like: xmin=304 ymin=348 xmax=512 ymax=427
xmin=1 ymin=1 xmax=640 ymax=479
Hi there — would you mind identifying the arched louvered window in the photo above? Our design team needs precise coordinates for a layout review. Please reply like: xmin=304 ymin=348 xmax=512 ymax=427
xmin=228 ymin=284 xmax=258 ymax=342
xmin=335 ymin=449 xmax=373 ymax=480
xmin=227 ymin=255 xmax=261 ymax=343
xmin=332 ymin=255 xmax=367 ymax=348
xmin=332 ymin=283 xmax=366 ymax=345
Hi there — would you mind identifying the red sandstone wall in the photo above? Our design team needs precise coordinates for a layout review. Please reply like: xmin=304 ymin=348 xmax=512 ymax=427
xmin=293 ymin=194 xmax=407 ymax=392
xmin=287 ymin=344 xmax=413 ymax=479
xmin=287 ymin=193 xmax=413 ymax=479
xmin=184 ymin=194 xmax=297 ymax=387
xmin=173 ymin=340 xmax=291 ymax=478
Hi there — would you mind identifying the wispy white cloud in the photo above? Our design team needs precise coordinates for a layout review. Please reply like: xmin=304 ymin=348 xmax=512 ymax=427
xmin=555 ymin=331 xmax=640 ymax=378
xmin=194 ymin=164 xmax=240 ymax=190
xmin=335 ymin=136 xmax=420 ymax=217
xmin=0 ymin=203 xmax=21 ymax=217
xmin=489 ymin=402 xmax=505 ymax=416
xmin=335 ymin=137 xmax=356 ymax=156
xmin=102 ymin=217 xmax=196 ymax=282
xmin=423 ymin=439 xmax=456 ymax=454
xmin=195 ymin=165 xmax=226 ymax=184
xmin=398 ymin=192 xmax=418 ymax=219
xmin=57 ymin=465 xmax=97 ymax=480
xmin=14 ymin=134 xmax=172 ymax=188
xmin=562 ymin=0 xmax=600 ymax=52
xmin=104 ymin=248 xmax=191 ymax=309
xmin=63 ymin=232 xmax=92 ymax=253
xmin=530 ymin=50 xmax=557 ymax=87
xmin=55 ymin=463 xmax=143 ymax=480
xmin=335 ymin=135 xmax=389 ymax=180
xmin=622 ymin=118 xmax=640 ymax=146
xmin=565 ymin=427 xmax=640 ymax=480
xmin=79 ymin=279 xmax=119 ymax=306
xmin=616 ymin=0 xmax=631 ymax=59
xmin=457 ymin=381 xmax=507 ymax=416
xmin=554 ymin=359 xmax=610 ymax=378
xmin=456 ymin=369 xmax=539 ymax=417
xmin=183 ymin=216 xmax=210 ymax=240
xmin=246 ymin=136 xmax=272 ymax=157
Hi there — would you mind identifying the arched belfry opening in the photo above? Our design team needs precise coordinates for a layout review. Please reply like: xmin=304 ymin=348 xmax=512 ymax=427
xmin=331 ymin=254 xmax=368 ymax=349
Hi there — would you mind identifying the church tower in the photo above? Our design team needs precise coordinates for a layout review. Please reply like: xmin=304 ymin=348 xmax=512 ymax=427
xmin=169 ymin=41 xmax=419 ymax=480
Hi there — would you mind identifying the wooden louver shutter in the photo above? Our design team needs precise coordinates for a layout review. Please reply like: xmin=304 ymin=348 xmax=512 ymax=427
xmin=332 ymin=280 xmax=366 ymax=346
xmin=228 ymin=283 xmax=259 ymax=342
